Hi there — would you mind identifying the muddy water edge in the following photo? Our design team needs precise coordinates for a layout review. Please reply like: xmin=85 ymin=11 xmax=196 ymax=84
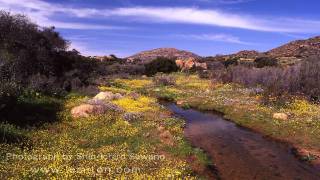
xmin=164 ymin=103 xmax=320 ymax=180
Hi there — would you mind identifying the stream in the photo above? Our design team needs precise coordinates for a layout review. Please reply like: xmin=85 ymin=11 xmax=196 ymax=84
xmin=165 ymin=103 xmax=320 ymax=180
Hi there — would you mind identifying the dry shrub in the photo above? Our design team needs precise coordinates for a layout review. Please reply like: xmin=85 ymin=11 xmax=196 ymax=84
xmin=211 ymin=56 xmax=320 ymax=102
xmin=154 ymin=74 xmax=176 ymax=86
xmin=103 ymin=63 xmax=145 ymax=75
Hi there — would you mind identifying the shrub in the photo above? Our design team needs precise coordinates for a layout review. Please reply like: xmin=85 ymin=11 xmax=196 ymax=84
xmin=0 ymin=123 xmax=27 ymax=144
xmin=0 ymin=11 xmax=69 ymax=80
xmin=299 ymin=56 xmax=320 ymax=101
xmin=254 ymin=57 xmax=278 ymax=68
xmin=144 ymin=57 xmax=179 ymax=76
xmin=224 ymin=57 xmax=239 ymax=68
xmin=210 ymin=68 xmax=231 ymax=84
xmin=211 ymin=56 xmax=320 ymax=102
xmin=154 ymin=74 xmax=176 ymax=86
xmin=27 ymin=74 xmax=67 ymax=96
xmin=207 ymin=61 xmax=225 ymax=70
xmin=197 ymin=70 xmax=210 ymax=79
xmin=0 ymin=11 xmax=101 ymax=96
xmin=0 ymin=81 xmax=21 ymax=116
xmin=102 ymin=63 xmax=145 ymax=76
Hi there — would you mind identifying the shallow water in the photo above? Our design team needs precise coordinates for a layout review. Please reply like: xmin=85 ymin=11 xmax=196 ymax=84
xmin=166 ymin=103 xmax=320 ymax=180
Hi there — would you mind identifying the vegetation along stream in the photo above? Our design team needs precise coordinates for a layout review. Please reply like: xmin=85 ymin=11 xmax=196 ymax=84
xmin=166 ymin=103 xmax=320 ymax=180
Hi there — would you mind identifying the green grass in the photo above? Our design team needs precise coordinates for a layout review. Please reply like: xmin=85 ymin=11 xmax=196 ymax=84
xmin=0 ymin=123 xmax=28 ymax=144
xmin=1 ymin=93 xmax=64 ymax=127
xmin=4 ymin=72 xmax=319 ymax=178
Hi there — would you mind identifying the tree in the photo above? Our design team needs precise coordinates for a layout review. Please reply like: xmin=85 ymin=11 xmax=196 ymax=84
xmin=144 ymin=57 xmax=179 ymax=76
xmin=254 ymin=57 xmax=278 ymax=68
xmin=224 ymin=57 xmax=239 ymax=68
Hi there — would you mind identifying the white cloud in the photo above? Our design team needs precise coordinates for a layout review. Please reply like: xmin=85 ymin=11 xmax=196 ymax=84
xmin=1 ymin=0 xmax=319 ymax=33
xmin=197 ymin=0 xmax=253 ymax=4
xmin=107 ymin=7 xmax=320 ymax=33
xmin=0 ymin=0 xmax=121 ymax=29
xmin=110 ymin=7 xmax=258 ymax=29
xmin=177 ymin=34 xmax=254 ymax=45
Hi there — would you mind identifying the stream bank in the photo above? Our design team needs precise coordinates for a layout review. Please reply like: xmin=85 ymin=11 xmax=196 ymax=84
xmin=166 ymin=103 xmax=320 ymax=180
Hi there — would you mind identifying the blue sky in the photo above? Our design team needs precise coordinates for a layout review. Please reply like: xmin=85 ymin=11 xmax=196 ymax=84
xmin=1 ymin=0 xmax=320 ymax=57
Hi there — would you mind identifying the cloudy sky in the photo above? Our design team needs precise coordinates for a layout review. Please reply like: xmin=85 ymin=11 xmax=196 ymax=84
xmin=1 ymin=0 xmax=319 ymax=57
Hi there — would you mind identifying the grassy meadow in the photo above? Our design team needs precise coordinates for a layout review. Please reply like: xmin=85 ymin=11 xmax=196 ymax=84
xmin=0 ymin=84 xmax=210 ymax=179
xmin=1 ymin=72 xmax=320 ymax=178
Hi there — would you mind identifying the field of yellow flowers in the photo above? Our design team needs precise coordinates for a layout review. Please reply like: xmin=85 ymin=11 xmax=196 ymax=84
xmin=2 ymin=72 xmax=320 ymax=178
xmin=0 ymin=78 xmax=210 ymax=179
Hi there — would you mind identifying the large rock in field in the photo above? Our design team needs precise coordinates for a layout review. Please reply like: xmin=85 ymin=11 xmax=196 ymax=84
xmin=176 ymin=100 xmax=186 ymax=106
xmin=71 ymin=104 xmax=106 ymax=118
xmin=273 ymin=113 xmax=288 ymax=120
xmin=71 ymin=99 xmax=123 ymax=118
xmin=93 ymin=91 xmax=123 ymax=101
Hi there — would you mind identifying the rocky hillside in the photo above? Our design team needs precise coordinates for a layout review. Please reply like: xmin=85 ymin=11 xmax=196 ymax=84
xmin=266 ymin=36 xmax=320 ymax=58
xmin=125 ymin=36 xmax=320 ymax=65
xmin=203 ymin=36 xmax=320 ymax=66
xmin=127 ymin=48 xmax=201 ymax=63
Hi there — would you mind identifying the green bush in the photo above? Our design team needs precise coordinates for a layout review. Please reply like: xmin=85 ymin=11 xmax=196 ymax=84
xmin=254 ymin=57 xmax=278 ymax=68
xmin=144 ymin=57 xmax=179 ymax=76
xmin=0 ymin=81 xmax=21 ymax=116
xmin=0 ymin=11 xmax=101 ymax=95
xmin=0 ymin=123 xmax=27 ymax=144
xmin=224 ymin=57 xmax=239 ymax=68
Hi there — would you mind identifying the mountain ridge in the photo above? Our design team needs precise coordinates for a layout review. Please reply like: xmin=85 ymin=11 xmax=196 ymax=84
xmin=266 ymin=36 xmax=320 ymax=58
xmin=123 ymin=36 xmax=320 ymax=63
xmin=126 ymin=48 xmax=201 ymax=62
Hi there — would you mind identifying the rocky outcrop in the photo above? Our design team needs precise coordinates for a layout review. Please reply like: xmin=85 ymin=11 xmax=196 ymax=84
xmin=71 ymin=91 xmax=124 ymax=119
xmin=175 ymin=57 xmax=207 ymax=71
xmin=273 ymin=113 xmax=288 ymax=120
xmin=71 ymin=104 xmax=107 ymax=118
xmin=93 ymin=92 xmax=123 ymax=101
xmin=184 ymin=58 xmax=196 ymax=70
xmin=175 ymin=59 xmax=184 ymax=69
xmin=176 ymin=100 xmax=186 ymax=106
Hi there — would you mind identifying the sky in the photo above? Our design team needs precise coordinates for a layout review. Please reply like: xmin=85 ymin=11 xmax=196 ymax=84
xmin=1 ymin=0 xmax=320 ymax=57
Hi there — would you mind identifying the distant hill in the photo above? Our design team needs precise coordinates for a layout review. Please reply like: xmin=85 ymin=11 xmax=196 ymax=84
xmin=202 ymin=36 xmax=320 ymax=66
xmin=266 ymin=36 xmax=320 ymax=58
xmin=120 ymin=36 xmax=320 ymax=65
xmin=126 ymin=48 xmax=201 ymax=63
